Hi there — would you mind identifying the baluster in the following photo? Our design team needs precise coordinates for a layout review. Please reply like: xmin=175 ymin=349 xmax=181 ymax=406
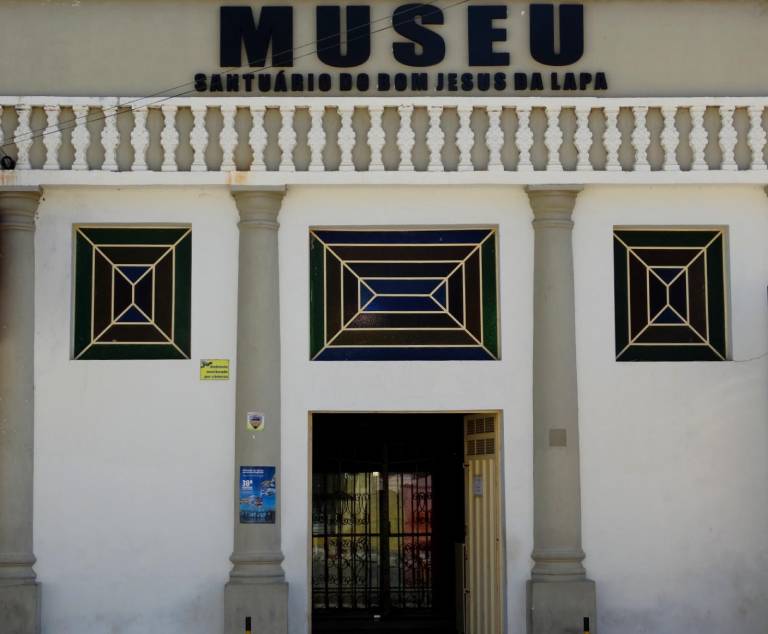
xmin=130 ymin=106 xmax=149 ymax=171
xmin=278 ymin=105 xmax=297 ymax=172
xmin=515 ymin=106 xmax=533 ymax=171
xmin=248 ymin=105 xmax=266 ymax=172
xmin=308 ymin=105 xmax=326 ymax=172
xmin=718 ymin=105 xmax=737 ymax=171
xmin=574 ymin=105 xmax=592 ymax=171
xmin=456 ymin=105 xmax=474 ymax=171
xmin=747 ymin=104 xmax=767 ymax=171
xmin=190 ymin=104 xmax=209 ymax=172
xmin=631 ymin=106 xmax=650 ymax=172
xmin=690 ymin=105 xmax=708 ymax=171
xmin=660 ymin=105 xmax=680 ymax=172
xmin=101 ymin=103 xmax=119 ymax=172
xmin=397 ymin=105 xmax=414 ymax=171
xmin=338 ymin=105 xmax=355 ymax=172
xmin=367 ymin=105 xmax=385 ymax=172
xmin=71 ymin=105 xmax=90 ymax=170
xmin=603 ymin=106 xmax=621 ymax=171
xmin=43 ymin=105 xmax=62 ymax=170
xmin=544 ymin=105 xmax=563 ymax=171
xmin=486 ymin=106 xmax=504 ymax=172
xmin=13 ymin=105 xmax=32 ymax=170
xmin=220 ymin=104 xmax=237 ymax=172
xmin=160 ymin=104 xmax=179 ymax=172
xmin=426 ymin=105 xmax=444 ymax=171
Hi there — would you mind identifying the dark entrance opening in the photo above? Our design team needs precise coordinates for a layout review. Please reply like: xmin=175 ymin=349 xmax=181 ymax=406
xmin=312 ymin=413 xmax=466 ymax=634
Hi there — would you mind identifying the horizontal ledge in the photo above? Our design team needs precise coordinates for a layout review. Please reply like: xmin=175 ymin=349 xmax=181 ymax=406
xmin=2 ymin=170 xmax=768 ymax=188
xmin=4 ymin=96 xmax=768 ymax=108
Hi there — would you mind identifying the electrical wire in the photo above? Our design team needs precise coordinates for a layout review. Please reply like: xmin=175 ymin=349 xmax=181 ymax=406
xmin=5 ymin=7 xmax=766 ymax=364
xmin=0 ymin=0 xmax=470 ymax=157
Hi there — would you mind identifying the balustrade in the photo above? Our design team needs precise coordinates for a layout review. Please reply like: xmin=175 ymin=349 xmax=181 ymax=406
xmin=0 ymin=97 xmax=766 ymax=181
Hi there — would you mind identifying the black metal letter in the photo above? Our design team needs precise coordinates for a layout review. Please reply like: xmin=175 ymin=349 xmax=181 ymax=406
xmin=468 ymin=6 xmax=510 ymax=66
xmin=194 ymin=73 xmax=208 ymax=92
xmin=392 ymin=4 xmax=445 ymax=67
xmin=220 ymin=6 xmax=294 ymax=67
xmin=529 ymin=4 xmax=583 ymax=66
xmin=316 ymin=6 xmax=371 ymax=67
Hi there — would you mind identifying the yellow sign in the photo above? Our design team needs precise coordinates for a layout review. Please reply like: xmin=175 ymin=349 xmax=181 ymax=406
xmin=199 ymin=359 xmax=230 ymax=380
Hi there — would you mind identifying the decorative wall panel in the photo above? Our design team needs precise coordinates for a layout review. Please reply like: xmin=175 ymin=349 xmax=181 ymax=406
xmin=310 ymin=229 xmax=498 ymax=360
xmin=613 ymin=228 xmax=727 ymax=361
xmin=73 ymin=226 xmax=192 ymax=359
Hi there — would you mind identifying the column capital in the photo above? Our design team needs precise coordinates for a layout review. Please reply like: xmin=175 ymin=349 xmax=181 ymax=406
xmin=231 ymin=186 xmax=286 ymax=230
xmin=526 ymin=185 xmax=582 ymax=228
xmin=0 ymin=188 xmax=42 ymax=232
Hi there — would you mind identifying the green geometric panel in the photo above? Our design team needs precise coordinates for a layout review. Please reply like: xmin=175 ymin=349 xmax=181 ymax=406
xmin=72 ymin=225 xmax=192 ymax=360
xmin=613 ymin=228 xmax=727 ymax=361
xmin=309 ymin=228 xmax=500 ymax=361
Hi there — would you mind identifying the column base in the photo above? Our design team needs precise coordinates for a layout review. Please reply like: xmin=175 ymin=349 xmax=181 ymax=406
xmin=224 ymin=581 xmax=288 ymax=634
xmin=0 ymin=582 xmax=41 ymax=634
xmin=527 ymin=579 xmax=596 ymax=634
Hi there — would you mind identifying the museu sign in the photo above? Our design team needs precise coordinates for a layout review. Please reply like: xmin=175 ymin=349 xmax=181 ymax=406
xmin=194 ymin=2 xmax=608 ymax=94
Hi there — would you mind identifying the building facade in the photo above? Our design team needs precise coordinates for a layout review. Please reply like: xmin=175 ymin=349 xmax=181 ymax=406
xmin=0 ymin=2 xmax=767 ymax=634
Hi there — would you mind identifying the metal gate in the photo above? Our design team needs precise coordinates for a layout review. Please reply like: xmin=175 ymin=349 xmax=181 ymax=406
xmin=311 ymin=414 xmax=465 ymax=634
xmin=311 ymin=469 xmax=434 ymax=611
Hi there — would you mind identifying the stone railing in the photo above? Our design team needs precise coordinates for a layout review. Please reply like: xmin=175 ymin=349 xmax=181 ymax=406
xmin=1 ymin=96 xmax=767 ymax=185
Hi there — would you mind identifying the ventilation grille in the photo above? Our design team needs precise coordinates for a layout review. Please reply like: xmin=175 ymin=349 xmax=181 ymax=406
xmin=466 ymin=417 xmax=495 ymax=435
xmin=466 ymin=437 xmax=495 ymax=456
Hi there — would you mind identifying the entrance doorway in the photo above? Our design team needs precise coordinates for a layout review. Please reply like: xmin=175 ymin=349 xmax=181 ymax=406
xmin=310 ymin=413 xmax=502 ymax=634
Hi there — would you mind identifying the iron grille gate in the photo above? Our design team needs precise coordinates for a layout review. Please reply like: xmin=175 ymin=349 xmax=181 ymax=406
xmin=311 ymin=414 xmax=464 ymax=634
xmin=312 ymin=466 xmax=434 ymax=612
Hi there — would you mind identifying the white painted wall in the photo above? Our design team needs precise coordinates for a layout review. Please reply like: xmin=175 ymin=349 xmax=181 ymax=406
xmin=278 ymin=186 xmax=535 ymax=634
xmin=575 ymin=186 xmax=768 ymax=634
xmin=31 ymin=184 xmax=768 ymax=634
xmin=34 ymin=188 xmax=240 ymax=634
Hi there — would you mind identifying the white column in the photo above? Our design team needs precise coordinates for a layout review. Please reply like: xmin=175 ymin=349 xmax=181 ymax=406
xmin=224 ymin=187 xmax=288 ymax=634
xmin=0 ymin=188 xmax=42 ymax=634
xmin=526 ymin=186 xmax=597 ymax=634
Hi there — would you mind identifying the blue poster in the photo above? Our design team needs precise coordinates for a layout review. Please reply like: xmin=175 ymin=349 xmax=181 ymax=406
xmin=239 ymin=466 xmax=276 ymax=524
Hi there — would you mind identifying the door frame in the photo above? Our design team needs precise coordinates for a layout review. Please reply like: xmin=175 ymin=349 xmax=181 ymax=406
xmin=307 ymin=410 xmax=507 ymax=634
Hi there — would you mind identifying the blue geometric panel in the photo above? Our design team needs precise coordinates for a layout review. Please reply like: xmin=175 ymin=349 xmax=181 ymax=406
xmin=365 ymin=296 xmax=443 ymax=312
xmin=359 ymin=283 xmax=374 ymax=307
xmin=116 ymin=305 xmax=151 ymax=323
xmin=653 ymin=267 xmax=683 ymax=284
xmin=309 ymin=228 xmax=499 ymax=361
xmin=432 ymin=282 xmax=447 ymax=308
xmin=613 ymin=228 xmax=727 ymax=361
xmin=118 ymin=265 xmax=151 ymax=283
xmin=654 ymin=306 xmax=685 ymax=324
xmin=73 ymin=226 xmax=192 ymax=360
xmin=364 ymin=279 xmax=443 ymax=295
